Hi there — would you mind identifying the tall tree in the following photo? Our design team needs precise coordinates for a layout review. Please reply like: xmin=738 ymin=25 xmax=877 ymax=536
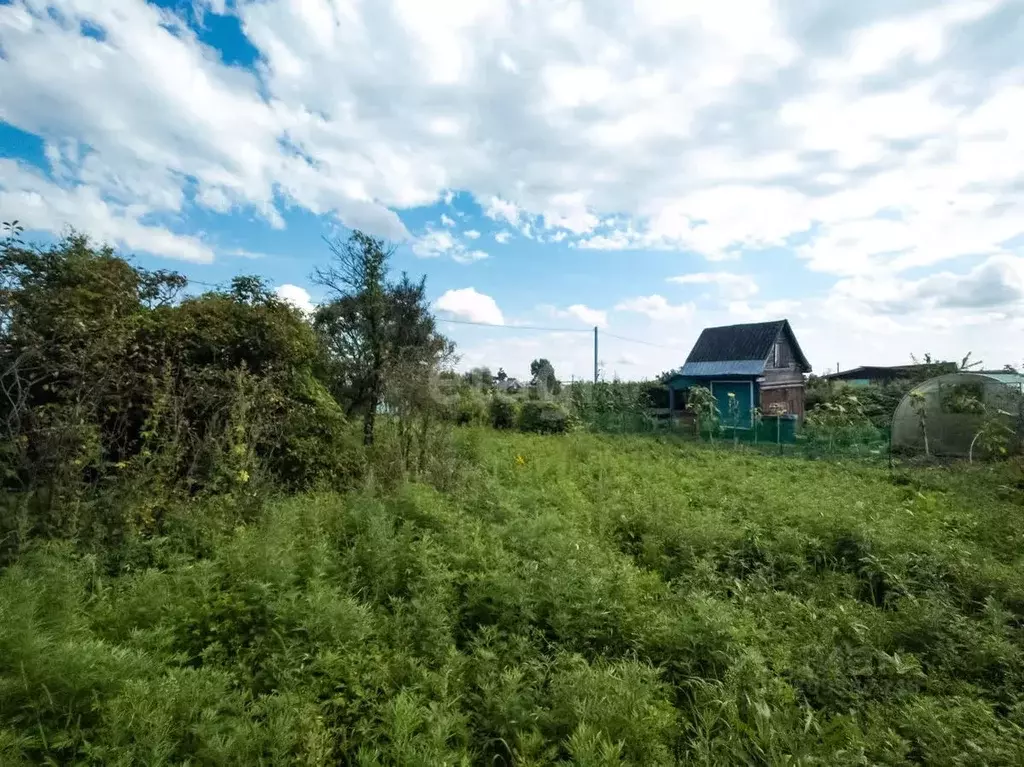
xmin=530 ymin=358 xmax=559 ymax=394
xmin=465 ymin=366 xmax=493 ymax=389
xmin=313 ymin=231 xmax=451 ymax=446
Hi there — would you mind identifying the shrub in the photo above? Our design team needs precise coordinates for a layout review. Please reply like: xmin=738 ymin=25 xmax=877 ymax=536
xmin=450 ymin=390 xmax=487 ymax=426
xmin=518 ymin=400 xmax=569 ymax=434
xmin=489 ymin=394 xmax=519 ymax=430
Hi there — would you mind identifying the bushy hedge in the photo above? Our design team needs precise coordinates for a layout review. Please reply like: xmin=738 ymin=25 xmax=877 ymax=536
xmin=448 ymin=389 xmax=488 ymax=426
xmin=489 ymin=394 xmax=519 ymax=429
xmin=0 ymin=233 xmax=364 ymax=558
xmin=519 ymin=400 xmax=569 ymax=434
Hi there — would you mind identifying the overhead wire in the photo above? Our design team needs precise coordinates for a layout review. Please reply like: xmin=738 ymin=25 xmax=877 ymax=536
xmin=435 ymin=318 xmax=690 ymax=352
xmin=179 ymin=279 xmax=687 ymax=353
xmin=435 ymin=317 xmax=591 ymax=333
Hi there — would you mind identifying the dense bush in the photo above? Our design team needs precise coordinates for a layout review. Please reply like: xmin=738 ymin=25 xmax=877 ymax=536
xmin=447 ymin=388 xmax=488 ymax=426
xmin=0 ymin=232 xmax=362 ymax=559
xmin=519 ymin=400 xmax=569 ymax=434
xmin=567 ymin=380 xmax=655 ymax=433
xmin=489 ymin=394 xmax=519 ymax=429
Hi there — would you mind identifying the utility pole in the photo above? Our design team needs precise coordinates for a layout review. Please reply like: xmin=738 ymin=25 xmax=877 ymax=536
xmin=593 ymin=326 xmax=599 ymax=383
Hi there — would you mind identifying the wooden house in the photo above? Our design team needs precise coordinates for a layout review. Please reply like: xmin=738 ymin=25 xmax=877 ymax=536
xmin=666 ymin=320 xmax=811 ymax=425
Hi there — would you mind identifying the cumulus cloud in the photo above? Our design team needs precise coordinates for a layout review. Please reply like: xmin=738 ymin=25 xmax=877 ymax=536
xmin=435 ymin=288 xmax=504 ymax=325
xmin=413 ymin=228 xmax=488 ymax=264
xmin=0 ymin=159 xmax=214 ymax=262
xmin=440 ymin=213 xmax=456 ymax=227
xmin=3 ymin=0 xmax=1020 ymax=274
xmin=275 ymin=283 xmax=315 ymax=314
xmin=412 ymin=229 xmax=458 ymax=258
xmin=1 ymin=0 xmax=1022 ymax=367
xmin=551 ymin=304 xmax=608 ymax=328
xmin=833 ymin=254 xmax=1024 ymax=314
xmin=464 ymin=229 xmax=481 ymax=239
xmin=669 ymin=272 xmax=759 ymax=300
xmin=483 ymin=197 xmax=521 ymax=226
xmin=615 ymin=295 xmax=696 ymax=322
xmin=494 ymin=231 xmax=512 ymax=244
xmin=452 ymin=249 xmax=488 ymax=265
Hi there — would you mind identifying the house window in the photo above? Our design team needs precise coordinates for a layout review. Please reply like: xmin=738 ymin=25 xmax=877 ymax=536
xmin=773 ymin=342 xmax=782 ymax=368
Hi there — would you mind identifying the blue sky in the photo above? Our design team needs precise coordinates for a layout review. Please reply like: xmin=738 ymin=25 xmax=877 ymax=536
xmin=2 ymin=0 xmax=1023 ymax=380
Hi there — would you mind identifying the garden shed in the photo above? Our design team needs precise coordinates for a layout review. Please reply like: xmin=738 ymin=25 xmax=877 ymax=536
xmin=666 ymin=319 xmax=811 ymax=427
xmin=891 ymin=371 xmax=1024 ymax=457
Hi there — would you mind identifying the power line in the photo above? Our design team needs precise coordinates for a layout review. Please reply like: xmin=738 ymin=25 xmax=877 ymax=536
xmin=602 ymin=331 xmax=689 ymax=352
xmin=436 ymin=317 xmax=591 ymax=333
xmin=436 ymin=319 xmax=689 ymax=353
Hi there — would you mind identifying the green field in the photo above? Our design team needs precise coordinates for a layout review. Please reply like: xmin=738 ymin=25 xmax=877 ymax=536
xmin=3 ymin=431 xmax=1024 ymax=765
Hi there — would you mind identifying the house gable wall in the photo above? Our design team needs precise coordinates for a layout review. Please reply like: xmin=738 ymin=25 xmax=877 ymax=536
xmin=763 ymin=328 xmax=805 ymax=385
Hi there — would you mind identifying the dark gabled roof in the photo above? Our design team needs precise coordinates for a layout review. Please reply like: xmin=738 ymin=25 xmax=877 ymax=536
xmin=821 ymin=363 xmax=951 ymax=381
xmin=680 ymin=319 xmax=811 ymax=376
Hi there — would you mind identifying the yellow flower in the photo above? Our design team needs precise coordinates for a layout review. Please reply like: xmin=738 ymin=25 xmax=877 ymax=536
xmin=515 ymin=454 xmax=526 ymax=467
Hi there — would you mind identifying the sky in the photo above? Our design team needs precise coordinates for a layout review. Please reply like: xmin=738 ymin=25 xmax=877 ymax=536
xmin=1 ymin=0 xmax=1023 ymax=381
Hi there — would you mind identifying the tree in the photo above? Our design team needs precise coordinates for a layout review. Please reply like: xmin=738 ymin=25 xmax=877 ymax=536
xmin=313 ymin=231 xmax=451 ymax=447
xmin=496 ymin=367 xmax=508 ymax=382
xmin=465 ymin=366 xmax=493 ymax=390
xmin=530 ymin=358 xmax=559 ymax=395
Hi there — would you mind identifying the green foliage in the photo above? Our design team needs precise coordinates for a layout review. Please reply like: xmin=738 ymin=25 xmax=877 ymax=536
xmin=529 ymin=358 xmax=560 ymax=395
xmin=489 ymin=393 xmax=519 ymax=430
xmin=449 ymin=388 xmax=488 ymax=426
xmin=567 ymin=380 xmax=655 ymax=433
xmin=4 ymin=433 xmax=1024 ymax=764
xmin=687 ymin=385 xmax=720 ymax=439
xmin=0 ymin=231 xmax=364 ymax=561
xmin=805 ymin=390 xmax=882 ymax=451
xmin=464 ymin=366 xmax=494 ymax=390
xmin=518 ymin=400 xmax=569 ymax=434
xmin=940 ymin=382 xmax=986 ymax=415
xmin=313 ymin=232 xmax=452 ymax=447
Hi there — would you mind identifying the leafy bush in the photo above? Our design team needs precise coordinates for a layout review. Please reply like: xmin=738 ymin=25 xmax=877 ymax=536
xmin=449 ymin=389 xmax=488 ymax=426
xmin=567 ymin=380 xmax=656 ymax=433
xmin=0 ymin=233 xmax=364 ymax=559
xmin=489 ymin=394 xmax=519 ymax=429
xmin=519 ymin=400 xmax=569 ymax=434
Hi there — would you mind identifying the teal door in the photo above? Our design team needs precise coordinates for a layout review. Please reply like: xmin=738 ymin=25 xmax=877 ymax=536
xmin=711 ymin=381 xmax=753 ymax=428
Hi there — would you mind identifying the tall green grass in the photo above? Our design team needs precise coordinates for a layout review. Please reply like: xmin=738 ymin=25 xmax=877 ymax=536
xmin=3 ymin=430 xmax=1024 ymax=764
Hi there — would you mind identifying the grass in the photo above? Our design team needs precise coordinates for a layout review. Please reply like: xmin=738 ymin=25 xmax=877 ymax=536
xmin=3 ymin=429 xmax=1024 ymax=764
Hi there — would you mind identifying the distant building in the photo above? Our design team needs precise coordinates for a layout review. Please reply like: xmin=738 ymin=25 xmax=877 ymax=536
xmin=665 ymin=319 xmax=812 ymax=423
xmin=494 ymin=377 xmax=524 ymax=393
xmin=820 ymin=363 xmax=955 ymax=386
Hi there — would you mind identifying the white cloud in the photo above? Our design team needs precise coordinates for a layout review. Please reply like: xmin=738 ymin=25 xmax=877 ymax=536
xmin=435 ymin=288 xmax=504 ymax=325
xmin=413 ymin=227 xmax=488 ymax=264
xmin=494 ymin=231 xmax=512 ymax=244
xmin=668 ymin=272 xmax=759 ymax=300
xmin=832 ymin=254 xmax=1024 ymax=314
xmin=483 ymin=197 xmax=520 ymax=226
xmin=464 ymin=229 xmax=481 ymax=239
xmin=440 ymin=213 xmax=456 ymax=227
xmin=1 ymin=0 xmax=1022 ymax=369
xmin=553 ymin=304 xmax=608 ymax=328
xmin=4 ymin=0 xmax=1020 ymax=275
xmin=615 ymin=295 xmax=696 ymax=322
xmin=275 ymin=283 xmax=315 ymax=314
xmin=0 ymin=159 xmax=214 ymax=262
xmin=412 ymin=228 xmax=458 ymax=258
xmin=451 ymin=249 xmax=488 ymax=264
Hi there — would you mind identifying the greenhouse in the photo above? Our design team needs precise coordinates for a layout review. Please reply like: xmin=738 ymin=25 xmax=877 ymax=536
xmin=891 ymin=372 xmax=1024 ymax=457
